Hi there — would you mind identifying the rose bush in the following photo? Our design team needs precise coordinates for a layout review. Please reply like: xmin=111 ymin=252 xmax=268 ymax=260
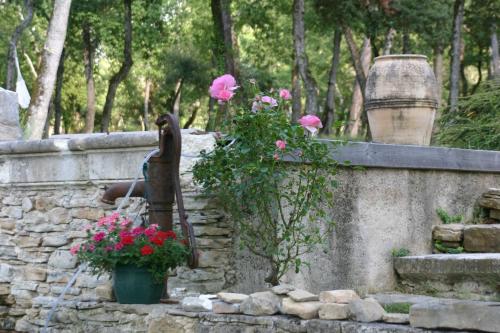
xmin=72 ymin=213 xmax=189 ymax=282
xmin=194 ymin=74 xmax=338 ymax=285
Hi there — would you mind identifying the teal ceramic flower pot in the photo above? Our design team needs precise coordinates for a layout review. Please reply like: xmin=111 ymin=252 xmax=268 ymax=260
xmin=113 ymin=264 xmax=163 ymax=304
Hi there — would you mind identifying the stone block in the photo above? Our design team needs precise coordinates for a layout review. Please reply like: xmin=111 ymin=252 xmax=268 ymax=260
xmin=217 ymin=292 xmax=248 ymax=304
xmin=383 ymin=313 xmax=409 ymax=324
xmin=240 ymin=291 xmax=281 ymax=316
xmin=319 ymin=290 xmax=360 ymax=304
xmin=181 ymin=296 xmax=212 ymax=312
xmin=48 ymin=250 xmax=78 ymax=269
xmin=2 ymin=206 xmax=22 ymax=219
xmin=11 ymin=281 xmax=38 ymax=291
xmin=13 ymin=236 xmax=41 ymax=248
xmin=0 ymin=246 xmax=16 ymax=259
xmin=490 ymin=209 xmax=500 ymax=220
xmin=348 ymin=298 xmax=385 ymax=322
xmin=197 ymin=250 xmax=229 ymax=268
xmin=0 ymin=219 xmax=15 ymax=231
xmin=71 ymin=208 xmax=104 ymax=220
xmin=51 ymin=285 xmax=81 ymax=296
xmin=212 ymin=301 xmax=240 ymax=314
xmin=47 ymin=207 xmax=70 ymax=224
xmin=0 ymin=264 xmax=12 ymax=283
xmin=24 ymin=266 xmax=47 ymax=282
xmin=432 ymin=224 xmax=464 ymax=242
xmin=271 ymin=284 xmax=295 ymax=295
xmin=318 ymin=303 xmax=350 ymax=320
xmin=410 ymin=299 xmax=500 ymax=333
xmin=95 ymin=283 xmax=114 ymax=301
xmin=35 ymin=197 xmax=55 ymax=211
xmin=21 ymin=198 xmax=33 ymax=212
xmin=478 ymin=189 xmax=500 ymax=210
xmin=23 ymin=210 xmax=48 ymax=224
xmin=281 ymin=297 xmax=321 ymax=319
xmin=17 ymin=250 xmax=50 ymax=263
xmin=42 ymin=235 xmax=69 ymax=247
xmin=463 ymin=224 xmax=500 ymax=253
xmin=287 ymin=289 xmax=318 ymax=302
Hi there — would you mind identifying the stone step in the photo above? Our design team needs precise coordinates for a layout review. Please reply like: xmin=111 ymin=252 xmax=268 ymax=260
xmin=394 ymin=254 xmax=500 ymax=301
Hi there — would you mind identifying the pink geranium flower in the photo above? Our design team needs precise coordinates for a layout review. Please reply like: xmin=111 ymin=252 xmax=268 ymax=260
xmin=209 ymin=74 xmax=238 ymax=102
xmin=275 ymin=140 xmax=286 ymax=150
xmin=298 ymin=115 xmax=323 ymax=135
xmin=279 ymin=89 xmax=292 ymax=100
xmin=131 ymin=226 xmax=145 ymax=236
xmin=114 ymin=243 xmax=124 ymax=251
xmin=93 ymin=231 xmax=106 ymax=242
xmin=70 ymin=244 xmax=80 ymax=255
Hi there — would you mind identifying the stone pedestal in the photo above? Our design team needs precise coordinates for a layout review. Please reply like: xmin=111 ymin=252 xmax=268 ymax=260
xmin=0 ymin=88 xmax=22 ymax=141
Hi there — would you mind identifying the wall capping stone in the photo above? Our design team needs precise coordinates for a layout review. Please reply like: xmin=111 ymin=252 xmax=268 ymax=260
xmin=1 ymin=132 xmax=498 ymax=173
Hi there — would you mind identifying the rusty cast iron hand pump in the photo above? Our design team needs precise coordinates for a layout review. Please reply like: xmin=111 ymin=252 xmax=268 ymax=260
xmin=102 ymin=114 xmax=198 ymax=269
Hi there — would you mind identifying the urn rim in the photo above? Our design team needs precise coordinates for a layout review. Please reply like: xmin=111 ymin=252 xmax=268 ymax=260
xmin=374 ymin=54 xmax=428 ymax=61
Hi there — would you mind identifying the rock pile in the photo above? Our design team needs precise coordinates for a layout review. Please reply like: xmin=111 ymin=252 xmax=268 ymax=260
xmin=208 ymin=286 xmax=407 ymax=324
xmin=479 ymin=188 xmax=500 ymax=223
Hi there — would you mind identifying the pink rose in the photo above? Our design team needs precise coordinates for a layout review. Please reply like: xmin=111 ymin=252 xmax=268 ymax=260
xmin=279 ymin=89 xmax=292 ymax=100
xmin=209 ymin=74 xmax=238 ymax=102
xmin=298 ymin=115 xmax=323 ymax=135
xmin=273 ymin=153 xmax=280 ymax=161
xmin=261 ymin=96 xmax=277 ymax=107
xmin=275 ymin=140 xmax=286 ymax=150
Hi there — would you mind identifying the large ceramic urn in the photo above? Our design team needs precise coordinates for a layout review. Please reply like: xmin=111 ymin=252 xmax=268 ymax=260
xmin=365 ymin=55 xmax=438 ymax=145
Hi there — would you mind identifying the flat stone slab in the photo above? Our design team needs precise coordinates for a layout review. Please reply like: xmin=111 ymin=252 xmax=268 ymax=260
xmin=394 ymin=253 xmax=500 ymax=281
xmin=410 ymin=299 xmax=500 ymax=333
xmin=463 ymin=224 xmax=500 ymax=252
xmin=370 ymin=293 xmax=454 ymax=306
xmin=287 ymin=289 xmax=318 ymax=302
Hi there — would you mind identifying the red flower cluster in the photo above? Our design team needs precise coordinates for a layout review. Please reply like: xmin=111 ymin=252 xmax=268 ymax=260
xmin=140 ymin=245 xmax=154 ymax=256
xmin=149 ymin=230 xmax=177 ymax=246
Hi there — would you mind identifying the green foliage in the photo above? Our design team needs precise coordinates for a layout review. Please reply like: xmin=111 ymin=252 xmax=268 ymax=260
xmin=434 ymin=240 xmax=464 ymax=254
xmin=391 ymin=248 xmax=410 ymax=257
xmin=75 ymin=213 xmax=189 ymax=283
xmin=436 ymin=207 xmax=463 ymax=224
xmin=193 ymin=88 xmax=338 ymax=285
xmin=383 ymin=303 xmax=411 ymax=314
xmin=436 ymin=79 xmax=500 ymax=151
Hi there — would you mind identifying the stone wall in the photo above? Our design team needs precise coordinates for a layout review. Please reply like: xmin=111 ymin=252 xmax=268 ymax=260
xmin=0 ymin=131 xmax=236 ymax=331
xmin=1 ymin=132 xmax=499 ymax=332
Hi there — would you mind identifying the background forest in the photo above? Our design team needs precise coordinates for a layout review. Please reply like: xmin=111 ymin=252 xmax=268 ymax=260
xmin=1 ymin=0 xmax=499 ymax=149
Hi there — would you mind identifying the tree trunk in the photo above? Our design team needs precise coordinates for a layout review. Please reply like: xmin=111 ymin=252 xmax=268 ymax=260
xmin=382 ymin=27 xmax=396 ymax=55
xmin=143 ymin=78 xmax=151 ymax=131
xmin=291 ymin=58 xmax=302 ymax=122
xmin=83 ymin=22 xmax=96 ymax=133
xmin=210 ymin=0 xmax=239 ymax=130
xmin=183 ymin=101 xmax=201 ymax=129
xmin=6 ymin=0 xmax=34 ymax=91
xmin=101 ymin=0 xmax=133 ymax=133
xmin=26 ymin=0 xmax=71 ymax=140
xmin=449 ymin=0 xmax=464 ymax=112
xmin=433 ymin=44 xmax=444 ymax=108
xmin=345 ymin=38 xmax=371 ymax=137
xmin=491 ymin=23 xmax=500 ymax=77
xmin=53 ymin=48 xmax=65 ymax=135
xmin=293 ymin=0 xmax=319 ymax=115
xmin=402 ymin=29 xmax=411 ymax=54
xmin=342 ymin=24 xmax=367 ymax=94
xmin=172 ymin=78 xmax=183 ymax=118
xmin=460 ymin=62 xmax=468 ymax=96
xmin=321 ymin=29 xmax=341 ymax=135
xmin=205 ymin=98 xmax=216 ymax=131
xmin=211 ymin=0 xmax=239 ymax=78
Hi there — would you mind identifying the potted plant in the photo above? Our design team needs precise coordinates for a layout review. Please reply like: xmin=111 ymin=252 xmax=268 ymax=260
xmin=193 ymin=74 xmax=338 ymax=286
xmin=71 ymin=213 xmax=189 ymax=304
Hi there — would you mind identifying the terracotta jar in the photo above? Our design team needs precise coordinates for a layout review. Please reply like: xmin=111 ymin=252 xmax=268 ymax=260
xmin=365 ymin=55 xmax=438 ymax=145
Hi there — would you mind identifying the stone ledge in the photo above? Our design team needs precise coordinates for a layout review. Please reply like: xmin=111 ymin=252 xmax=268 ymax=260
xmin=12 ymin=301 xmax=470 ymax=332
